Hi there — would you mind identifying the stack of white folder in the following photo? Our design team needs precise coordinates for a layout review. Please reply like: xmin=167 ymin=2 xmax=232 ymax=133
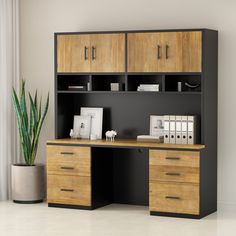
xmin=164 ymin=115 xmax=196 ymax=144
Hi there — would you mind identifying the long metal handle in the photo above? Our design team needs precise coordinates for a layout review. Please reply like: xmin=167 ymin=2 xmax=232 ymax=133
xmin=165 ymin=196 xmax=180 ymax=200
xmin=165 ymin=45 xmax=169 ymax=59
xmin=165 ymin=157 xmax=180 ymax=160
xmin=165 ymin=172 xmax=181 ymax=176
xmin=60 ymin=152 xmax=74 ymax=155
xmin=84 ymin=46 xmax=88 ymax=60
xmin=61 ymin=167 xmax=74 ymax=170
xmin=92 ymin=46 xmax=96 ymax=60
xmin=60 ymin=188 xmax=74 ymax=192
xmin=157 ymin=45 xmax=161 ymax=59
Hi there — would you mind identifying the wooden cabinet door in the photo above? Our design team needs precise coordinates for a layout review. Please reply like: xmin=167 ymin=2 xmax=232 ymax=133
xmin=57 ymin=34 xmax=90 ymax=72
xmin=181 ymin=31 xmax=202 ymax=72
xmin=128 ymin=33 xmax=162 ymax=72
xmin=90 ymin=33 xmax=125 ymax=72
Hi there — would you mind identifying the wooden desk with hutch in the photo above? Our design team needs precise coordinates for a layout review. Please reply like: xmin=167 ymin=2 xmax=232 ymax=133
xmin=47 ymin=28 xmax=218 ymax=219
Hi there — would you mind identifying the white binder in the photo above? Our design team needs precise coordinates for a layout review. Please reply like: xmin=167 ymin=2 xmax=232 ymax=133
xmin=181 ymin=116 xmax=188 ymax=144
xmin=169 ymin=115 xmax=176 ymax=144
xmin=164 ymin=115 xmax=170 ymax=144
xmin=175 ymin=116 xmax=182 ymax=144
xmin=187 ymin=116 xmax=195 ymax=144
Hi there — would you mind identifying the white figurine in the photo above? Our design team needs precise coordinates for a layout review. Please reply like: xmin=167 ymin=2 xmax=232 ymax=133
xmin=70 ymin=129 xmax=74 ymax=138
xmin=105 ymin=130 xmax=117 ymax=141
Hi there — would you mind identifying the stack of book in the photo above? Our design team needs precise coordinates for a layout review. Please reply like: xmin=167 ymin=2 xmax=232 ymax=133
xmin=137 ymin=84 xmax=159 ymax=92
xmin=68 ymin=85 xmax=86 ymax=91
xmin=137 ymin=135 xmax=163 ymax=143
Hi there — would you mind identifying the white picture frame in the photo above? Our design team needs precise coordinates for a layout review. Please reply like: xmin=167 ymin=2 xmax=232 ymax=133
xmin=73 ymin=115 xmax=91 ymax=139
xmin=150 ymin=115 xmax=164 ymax=137
xmin=80 ymin=107 xmax=103 ymax=139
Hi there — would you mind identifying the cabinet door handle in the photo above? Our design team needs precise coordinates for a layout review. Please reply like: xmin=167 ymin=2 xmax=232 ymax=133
xmin=60 ymin=167 xmax=74 ymax=170
xmin=165 ymin=157 xmax=180 ymax=160
xmin=165 ymin=172 xmax=181 ymax=176
xmin=165 ymin=45 xmax=169 ymax=59
xmin=92 ymin=46 xmax=96 ymax=60
xmin=60 ymin=152 xmax=74 ymax=155
xmin=84 ymin=46 xmax=88 ymax=60
xmin=157 ymin=45 xmax=161 ymax=59
xmin=60 ymin=188 xmax=74 ymax=192
xmin=165 ymin=196 xmax=180 ymax=200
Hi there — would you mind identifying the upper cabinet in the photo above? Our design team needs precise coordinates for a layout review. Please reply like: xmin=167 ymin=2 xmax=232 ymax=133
xmin=128 ymin=31 xmax=202 ymax=72
xmin=57 ymin=33 xmax=125 ymax=73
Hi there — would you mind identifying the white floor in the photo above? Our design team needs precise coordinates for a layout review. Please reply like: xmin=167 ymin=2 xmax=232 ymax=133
xmin=0 ymin=201 xmax=235 ymax=236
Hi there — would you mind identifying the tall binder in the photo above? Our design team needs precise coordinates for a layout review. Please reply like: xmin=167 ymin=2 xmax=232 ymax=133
xmin=175 ymin=116 xmax=182 ymax=144
xmin=181 ymin=116 xmax=188 ymax=144
xmin=187 ymin=116 xmax=196 ymax=144
xmin=169 ymin=115 xmax=176 ymax=144
xmin=164 ymin=115 xmax=170 ymax=144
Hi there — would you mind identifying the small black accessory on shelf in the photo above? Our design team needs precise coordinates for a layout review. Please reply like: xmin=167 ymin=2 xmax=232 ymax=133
xmin=184 ymin=82 xmax=200 ymax=91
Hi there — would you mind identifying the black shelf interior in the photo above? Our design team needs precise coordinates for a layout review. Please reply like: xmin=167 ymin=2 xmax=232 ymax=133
xmin=165 ymin=75 xmax=201 ymax=92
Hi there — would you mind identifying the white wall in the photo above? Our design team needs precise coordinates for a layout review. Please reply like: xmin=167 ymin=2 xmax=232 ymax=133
xmin=20 ymin=0 xmax=236 ymax=208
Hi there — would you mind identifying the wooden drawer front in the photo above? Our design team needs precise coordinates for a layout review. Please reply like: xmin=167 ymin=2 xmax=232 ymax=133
xmin=150 ymin=150 xmax=200 ymax=168
xmin=47 ymin=175 xmax=91 ymax=206
xmin=150 ymin=181 xmax=199 ymax=215
xmin=47 ymin=145 xmax=91 ymax=176
xmin=150 ymin=165 xmax=199 ymax=183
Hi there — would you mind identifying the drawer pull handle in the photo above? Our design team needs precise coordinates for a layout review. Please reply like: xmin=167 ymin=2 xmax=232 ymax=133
xmin=165 ymin=157 xmax=180 ymax=160
xmin=60 ymin=152 xmax=74 ymax=155
xmin=165 ymin=196 xmax=180 ymax=200
xmin=60 ymin=188 xmax=74 ymax=192
xmin=61 ymin=167 xmax=74 ymax=170
xmin=165 ymin=172 xmax=181 ymax=176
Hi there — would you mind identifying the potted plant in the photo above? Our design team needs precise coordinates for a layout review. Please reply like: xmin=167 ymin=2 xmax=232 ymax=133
xmin=11 ymin=80 xmax=49 ymax=203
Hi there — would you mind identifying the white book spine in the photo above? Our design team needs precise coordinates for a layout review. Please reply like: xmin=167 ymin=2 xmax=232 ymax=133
xmin=175 ymin=116 xmax=182 ymax=144
xmin=164 ymin=115 xmax=170 ymax=144
xmin=181 ymin=116 xmax=188 ymax=144
xmin=187 ymin=116 xmax=195 ymax=144
xmin=169 ymin=115 xmax=176 ymax=144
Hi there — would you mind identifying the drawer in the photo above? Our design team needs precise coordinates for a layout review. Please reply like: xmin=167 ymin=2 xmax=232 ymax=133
xmin=149 ymin=181 xmax=199 ymax=215
xmin=150 ymin=150 xmax=200 ymax=167
xmin=150 ymin=165 xmax=199 ymax=183
xmin=47 ymin=145 xmax=91 ymax=176
xmin=47 ymin=174 xmax=91 ymax=206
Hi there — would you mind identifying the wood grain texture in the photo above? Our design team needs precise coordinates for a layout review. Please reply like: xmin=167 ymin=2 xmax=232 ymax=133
xmin=47 ymin=139 xmax=205 ymax=150
xmin=149 ymin=181 xmax=199 ymax=214
xmin=150 ymin=165 xmax=199 ymax=183
xmin=47 ymin=175 xmax=91 ymax=206
xmin=149 ymin=150 xmax=200 ymax=167
xmin=57 ymin=35 xmax=90 ymax=72
xmin=182 ymin=31 xmax=202 ymax=72
xmin=47 ymin=145 xmax=91 ymax=176
xmin=90 ymin=33 xmax=125 ymax=72
xmin=128 ymin=32 xmax=160 ymax=72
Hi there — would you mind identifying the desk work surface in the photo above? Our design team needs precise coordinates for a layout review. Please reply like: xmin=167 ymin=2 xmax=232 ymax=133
xmin=47 ymin=138 xmax=205 ymax=150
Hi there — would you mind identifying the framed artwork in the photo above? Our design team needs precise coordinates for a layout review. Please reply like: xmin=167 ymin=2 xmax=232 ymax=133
xmin=80 ymin=107 xmax=103 ymax=139
xmin=150 ymin=115 xmax=164 ymax=137
xmin=73 ymin=115 xmax=91 ymax=139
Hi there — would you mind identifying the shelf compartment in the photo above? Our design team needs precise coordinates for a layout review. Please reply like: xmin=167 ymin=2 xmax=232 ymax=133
xmin=57 ymin=74 xmax=90 ymax=91
xmin=91 ymin=75 xmax=125 ymax=91
xmin=165 ymin=75 xmax=201 ymax=92
xmin=127 ymin=75 xmax=163 ymax=92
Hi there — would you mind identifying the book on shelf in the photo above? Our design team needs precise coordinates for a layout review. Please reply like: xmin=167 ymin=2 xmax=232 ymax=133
xmin=68 ymin=85 xmax=86 ymax=91
xmin=137 ymin=84 xmax=159 ymax=92
xmin=137 ymin=135 xmax=163 ymax=143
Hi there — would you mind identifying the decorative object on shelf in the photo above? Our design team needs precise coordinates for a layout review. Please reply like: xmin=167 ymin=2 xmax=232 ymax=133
xmin=110 ymin=83 xmax=121 ymax=91
xmin=184 ymin=82 xmax=200 ymax=91
xmin=178 ymin=82 xmax=182 ymax=92
xmin=87 ymin=82 xmax=91 ymax=91
xmin=73 ymin=115 xmax=91 ymax=139
xmin=137 ymin=135 xmax=163 ymax=143
xmin=11 ymin=80 xmax=49 ymax=203
xmin=150 ymin=115 xmax=164 ymax=137
xmin=81 ymin=107 xmax=103 ymax=139
xmin=68 ymin=85 xmax=86 ymax=91
xmin=69 ymin=129 xmax=80 ymax=139
xmin=137 ymin=84 xmax=159 ymax=92
xmin=105 ymin=130 xmax=117 ymax=141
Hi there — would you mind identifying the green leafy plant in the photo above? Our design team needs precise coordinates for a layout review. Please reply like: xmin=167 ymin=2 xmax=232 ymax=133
xmin=12 ymin=80 xmax=49 ymax=166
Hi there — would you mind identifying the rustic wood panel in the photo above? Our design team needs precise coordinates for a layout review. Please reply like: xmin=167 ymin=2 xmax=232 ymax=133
xmin=47 ymin=175 xmax=91 ymax=206
xmin=90 ymin=33 xmax=125 ymax=72
xmin=149 ymin=181 xmax=199 ymax=214
xmin=150 ymin=150 xmax=200 ymax=167
xmin=57 ymin=34 xmax=90 ymax=72
xmin=150 ymin=165 xmax=199 ymax=183
xmin=47 ymin=145 xmax=91 ymax=177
